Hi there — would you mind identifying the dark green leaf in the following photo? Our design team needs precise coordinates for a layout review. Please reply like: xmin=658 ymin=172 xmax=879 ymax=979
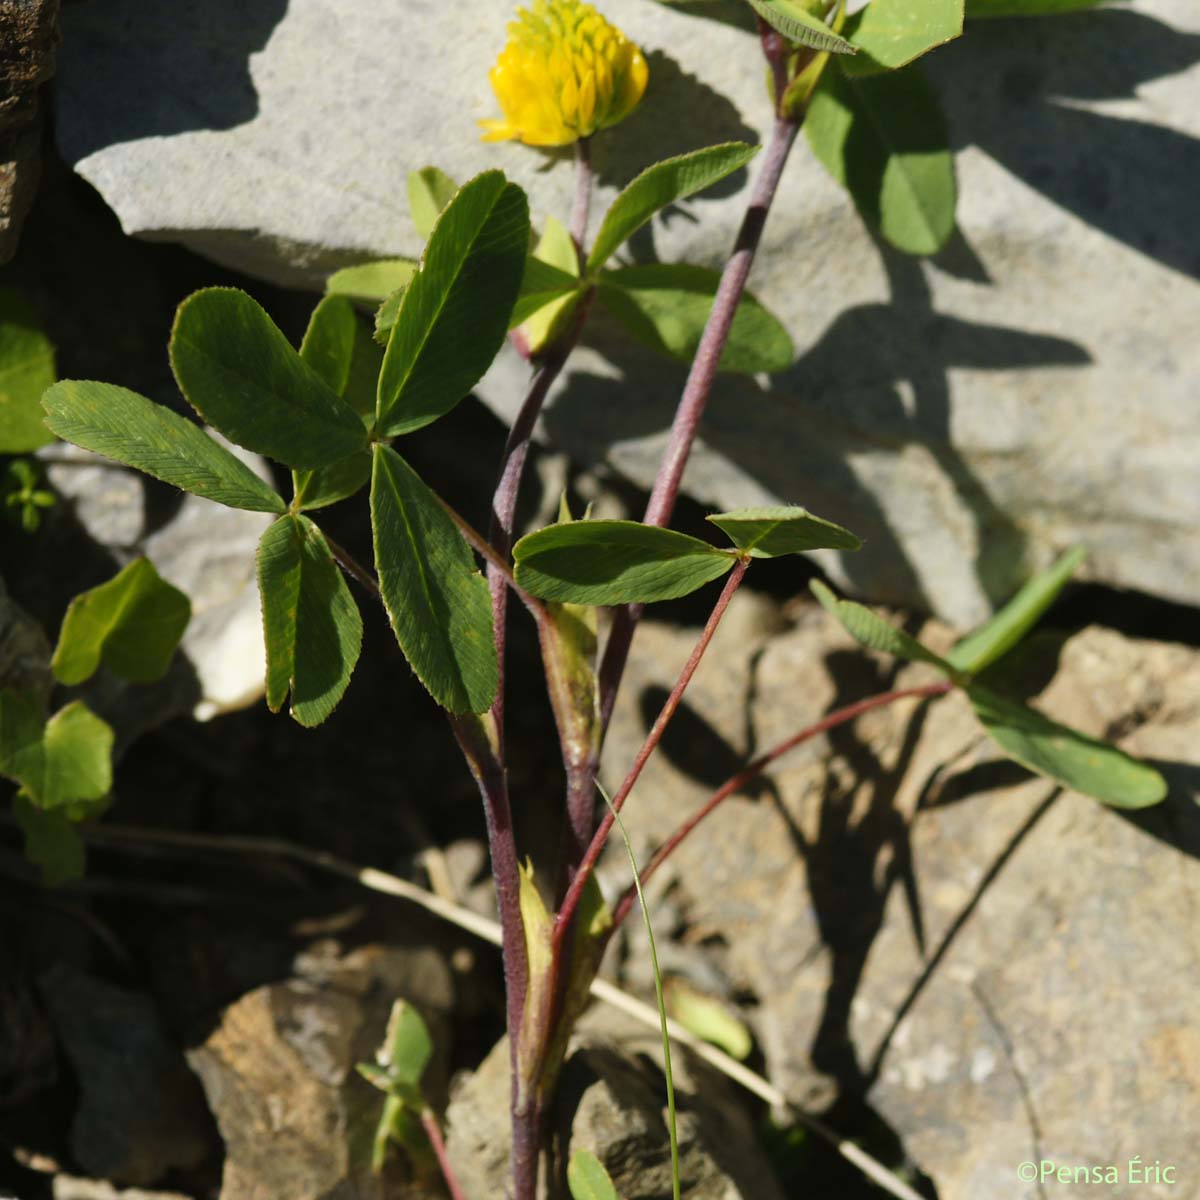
xmin=0 ymin=288 xmax=56 ymax=453
xmin=806 ymin=63 xmax=956 ymax=255
xmin=966 ymin=0 xmax=1104 ymax=16
xmin=514 ymin=520 xmax=735 ymax=606
xmin=170 ymin=287 xmax=367 ymax=469
xmin=13 ymin=793 xmax=86 ymax=886
xmin=408 ymin=166 xmax=459 ymax=239
xmin=708 ymin=505 xmax=861 ymax=555
xmin=42 ymin=381 xmax=286 ymax=513
xmin=382 ymin=1000 xmax=434 ymax=1086
xmin=968 ymin=684 xmax=1167 ymax=809
xmin=567 ymin=1150 xmax=620 ymax=1200
xmin=377 ymin=172 xmax=529 ymax=437
xmin=810 ymin=579 xmax=954 ymax=671
xmin=948 ymin=547 xmax=1086 ymax=676
xmin=299 ymin=294 xmax=381 ymax=423
xmin=842 ymin=0 xmax=964 ymax=74
xmin=597 ymin=264 xmax=793 ymax=374
xmin=746 ymin=0 xmax=856 ymax=53
xmin=0 ymin=692 xmax=113 ymax=811
xmin=587 ymin=143 xmax=759 ymax=274
xmin=292 ymin=296 xmax=382 ymax=510
xmin=370 ymin=446 xmax=498 ymax=713
xmin=256 ymin=515 xmax=363 ymax=728
xmin=52 ymin=558 xmax=190 ymax=686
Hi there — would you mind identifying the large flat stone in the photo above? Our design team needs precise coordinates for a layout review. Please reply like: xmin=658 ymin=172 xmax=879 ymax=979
xmin=602 ymin=594 xmax=1200 ymax=1198
xmin=54 ymin=0 xmax=1200 ymax=625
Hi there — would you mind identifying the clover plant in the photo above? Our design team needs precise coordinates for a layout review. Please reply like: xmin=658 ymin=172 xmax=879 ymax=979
xmin=32 ymin=0 xmax=1164 ymax=1194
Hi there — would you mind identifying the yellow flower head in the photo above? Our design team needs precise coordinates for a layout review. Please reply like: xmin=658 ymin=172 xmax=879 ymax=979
xmin=480 ymin=0 xmax=649 ymax=147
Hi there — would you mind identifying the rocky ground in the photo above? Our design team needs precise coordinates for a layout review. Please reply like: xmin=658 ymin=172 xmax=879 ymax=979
xmin=3 ymin=7 xmax=1200 ymax=1193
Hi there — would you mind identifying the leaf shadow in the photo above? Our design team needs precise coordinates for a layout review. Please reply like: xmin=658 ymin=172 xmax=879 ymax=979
xmin=589 ymin=49 xmax=759 ymax=196
xmin=544 ymin=235 xmax=1091 ymax=617
xmin=929 ymin=7 xmax=1200 ymax=279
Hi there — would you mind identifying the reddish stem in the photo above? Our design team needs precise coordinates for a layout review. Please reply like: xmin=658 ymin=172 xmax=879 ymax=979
xmin=420 ymin=1107 xmax=467 ymax=1200
xmin=595 ymin=109 xmax=801 ymax=738
xmin=553 ymin=557 xmax=752 ymax=951
xmin=487 ymin=137 xmax=595 ymax=752
xmin=610 ymin=681 xmax=954 ymax=928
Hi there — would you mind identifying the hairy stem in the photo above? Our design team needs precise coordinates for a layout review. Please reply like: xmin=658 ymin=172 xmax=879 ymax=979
xmin=596 ymin=108 xmax=802 ymax=737
xmin=554 ymin=557 xmax=752 ymax=950
xmin=610 ymin=681 xmax=954 ymax=928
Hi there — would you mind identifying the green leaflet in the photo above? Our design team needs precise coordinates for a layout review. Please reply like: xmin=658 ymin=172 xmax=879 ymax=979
xmin=380 ymin=1000 xmax=434 ymax=1088
xmin=0 ymin=692 xmax=113 ymax=812
xmin=707 ymin=504 xmax=861 ymax=555
xmin=567 ymin=1150 xmax=621 ymax=1200
xmin=13 ymin=793 xmax=87 ymax=886
xmin=511 ymin=216 xmax=584 ymax=354
xmin=326 ymin=259 xmax=418 ymax=304
xmin=665 ymin=979 xmax=754 ymax=1060
xmin=746 ymin=0 xmax=856 ymax=53
xmin=596 ymin=264 xmax=794 ymax=374
xmin=968 ymin=684 xmax=1167 ymax=809
xmin=41 ymin=381 xmax=286 ymax=514
xmin=842 ymin=0 xmax=964 ymax=74
xmin=514 ymin=520 xmax=736 ymax=606
xmin=587 ymin=143 xmax=759 ymax=274
xmin=810 ymin=579 xmax=955 ymax=672
xmin=377 ymin=171 xmax=530 ymax=436
xmin=948 ymin=547 xmax=1086 ymax=676
xmin=256 ymin=515 xmax=363 ymax=728
xmin=369 ymin=446 xmax=498 ymax=714
xmin=806 ymin=62 xmax=956 ymax=255
xmin=0 ymin=288 xmax=56 ymax=453
xmin=407 ymin=165 xmax=459 ymax=239
xmin=293 ymin=295 xmax=381 ymax=510
xmin=52 ymin=558 xmax=190 ymax=686
xmin=170 ymin=287 xmax=367 ymax=470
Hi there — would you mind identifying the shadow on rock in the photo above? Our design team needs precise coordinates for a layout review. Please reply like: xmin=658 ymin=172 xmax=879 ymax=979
xmin=58 ymin=0 xmax=290 ymax=159
xmin=931 ymin=8 xmax=1200 ymax=280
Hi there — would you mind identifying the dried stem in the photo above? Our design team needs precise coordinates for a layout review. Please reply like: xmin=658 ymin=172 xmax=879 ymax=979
xmin=611 ymin=681 xmax=954 ymax=928
xmin=554 ymin=557 xmax=752 ymax=950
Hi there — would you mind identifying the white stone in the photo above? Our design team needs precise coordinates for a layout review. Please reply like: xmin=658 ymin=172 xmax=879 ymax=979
xmin=54 ymin=0 xmax=1200 ymax=625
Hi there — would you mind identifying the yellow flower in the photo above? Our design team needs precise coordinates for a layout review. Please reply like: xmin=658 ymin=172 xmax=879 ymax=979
xmin=480 ymin=0 xmax=649 ymax=147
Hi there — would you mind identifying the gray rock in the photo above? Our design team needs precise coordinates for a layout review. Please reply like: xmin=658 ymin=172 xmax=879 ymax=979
xmin=186 ymin=939 xmax=454 ymax=1200
xmin=53 ymin=0 xmax=1200 ymax=625
xmin=445 ymin=1026 xmax=785 ymax=1200
xmin=602 ymin=596 xmax=1200 ymax=1198
xmin=37 ymin=964 xmax=212 ymax=1186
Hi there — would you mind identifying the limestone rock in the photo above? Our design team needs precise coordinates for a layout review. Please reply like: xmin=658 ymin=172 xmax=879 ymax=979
xmin=602 ymin=596 xmax=1200 ymax=1197
xmin=53 ymin=0 xmax=1200 ymax=624
xmin=186 ymin=940 xmax=454 ymax=1200
xmin=445 ymin=1028 xmax=784 ymax=1200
